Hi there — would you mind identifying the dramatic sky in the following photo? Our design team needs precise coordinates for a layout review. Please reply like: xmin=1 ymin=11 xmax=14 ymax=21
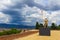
xmin=0 ymin=0 xmax=60 ymax=26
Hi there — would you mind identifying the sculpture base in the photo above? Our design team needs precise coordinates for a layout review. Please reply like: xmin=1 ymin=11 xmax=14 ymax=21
xmin=39 ymin=27 xmax=50 ymax=36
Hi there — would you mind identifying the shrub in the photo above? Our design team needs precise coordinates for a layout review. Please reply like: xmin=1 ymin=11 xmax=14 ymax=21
xmin=51 ymin=23 xmax=57 ymax=30
xmin=0 ymin=32 xmax=4 ymax=36
xmin=0 ymin=28 xmax=22 ymax=36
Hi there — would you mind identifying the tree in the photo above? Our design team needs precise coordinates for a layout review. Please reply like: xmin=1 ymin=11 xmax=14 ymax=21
xmin=35 ymin=22 xmax=40 ymax=29
xmin=51 ymin=23 xmax=57 ymax=30
xmin=35 ymin=22 xmax=43 ymax=29
xmin=40 ymin=23 xmax=43 ymax=27
xmin=57 ymin=25 xmax=60 ymax=30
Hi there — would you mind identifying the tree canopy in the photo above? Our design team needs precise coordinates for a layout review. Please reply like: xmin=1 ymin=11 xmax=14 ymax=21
xmin=35 ymin=22 xmax=60 ymax=30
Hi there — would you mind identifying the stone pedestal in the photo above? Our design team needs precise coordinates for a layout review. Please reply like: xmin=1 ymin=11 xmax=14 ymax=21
xmin=39 ymin=27 xmax=50 ymax=36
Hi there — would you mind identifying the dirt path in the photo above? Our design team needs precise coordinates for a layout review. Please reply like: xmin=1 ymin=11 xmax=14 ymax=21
xmin=0 ymin=30 xmax=38 ymax=40
xmin=14 ymin=30 xmax=60 ymax=40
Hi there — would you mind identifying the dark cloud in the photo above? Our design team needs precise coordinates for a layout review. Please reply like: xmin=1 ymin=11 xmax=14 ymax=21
xmin=2 ymin=9 xmax=25 ymax=23
xmin=1 ymin=0 xmax=60 ymax=25
xmin=24 ymin=0 xmax=60 ymax=11
xmin=6 ymin=0 xmax=60 ymax=11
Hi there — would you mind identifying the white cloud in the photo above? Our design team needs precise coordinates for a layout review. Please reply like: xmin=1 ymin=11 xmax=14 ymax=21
xmin=21 ymin=5 xmax=60 ymax=25
xmin=0 ymin=0 xmax=60 ymax=25
xmin=21 ymin=5 xmax=41 ymax=18
xmin=21 ymin=5 xmax=49 ymax=23
xmin=12 ymin=0 xmax=24 ymax=3
xmin=34 ymin=0 xmax=47 ymax=7
xmin=0 ymin=0 xmax=27 ymax=11
xmin=26 ymin=14 xmax=40 ymax=18
xmin=34 ymin=0 xmax=60 ymax=10
xmin=0 ymin=12 xmax=12 ymax=23
xmin=34 ymin=0 xmax=60 ymax=6
xmin=0 ymin=0 xmax=12 ymax=5
xmin=0 ymin=0 xmax=15 ymax=11
xmin=48 ymin=10 xmax=60 ymax=23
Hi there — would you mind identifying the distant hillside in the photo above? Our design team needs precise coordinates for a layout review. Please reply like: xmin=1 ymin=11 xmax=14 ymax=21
xmin=0 ymin=23 xmax=35 ymax=29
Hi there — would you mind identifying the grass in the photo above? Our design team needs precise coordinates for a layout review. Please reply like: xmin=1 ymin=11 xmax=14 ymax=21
xmin=0 ymin=28 xmax=22 ymax=36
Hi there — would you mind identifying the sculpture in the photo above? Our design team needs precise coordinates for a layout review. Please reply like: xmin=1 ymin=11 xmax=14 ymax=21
xmin=44 ymin=18 xmax=48 ymax=28
xmin=39 ymin=10 xmax=50 ymax=36
xmin=40 ymin=10 xmax=48 ymax=28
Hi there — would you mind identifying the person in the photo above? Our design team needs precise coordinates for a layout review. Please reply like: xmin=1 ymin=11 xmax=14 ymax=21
xmin=44 ymin=18 xmax=48 ymax=28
